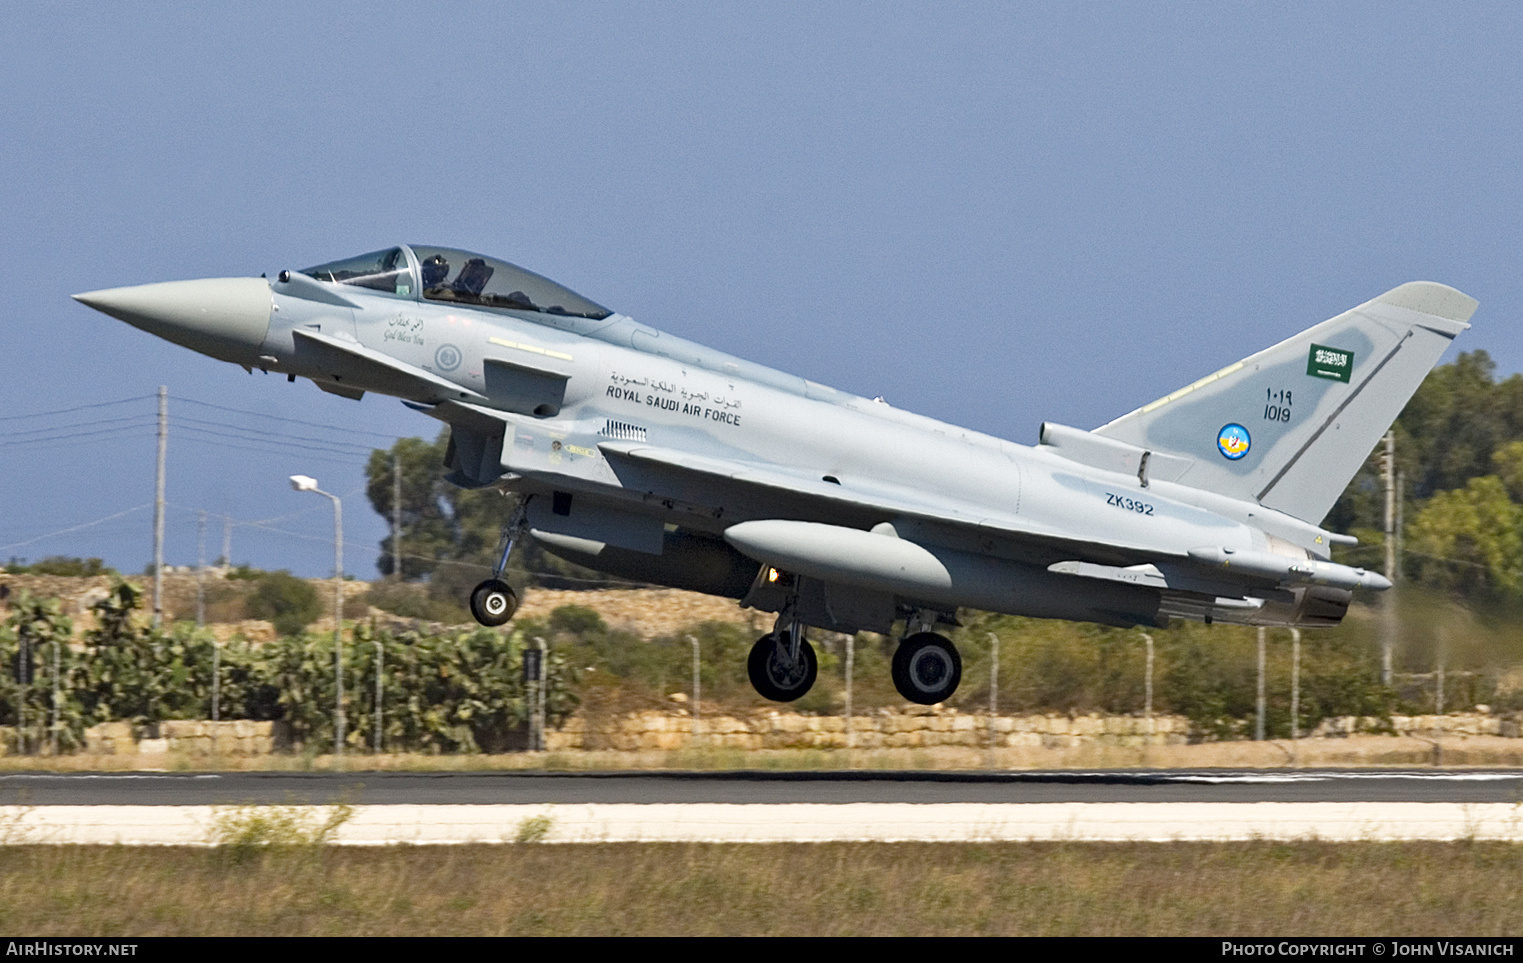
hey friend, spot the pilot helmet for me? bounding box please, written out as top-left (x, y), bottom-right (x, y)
top-left (420, 254), bottom-right (450, 288)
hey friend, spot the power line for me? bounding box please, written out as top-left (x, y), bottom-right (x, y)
top-left (0, 395), bottom-right (155, 423)
top-left (171, 395), bottom-right (405, 441)
top-left (173, 428), bottom-right (374, 462)
top-left (0, 504), bottom-right (153, 555)
top-left (0, 414), bottom-right (157, 441)
top-left (4, 428), bottom-right (158, 452)
top-left (173, 415), bottom-right (376, 454)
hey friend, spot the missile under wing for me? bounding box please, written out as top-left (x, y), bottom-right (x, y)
top-left (74, 246), bottom-right (1476, 704)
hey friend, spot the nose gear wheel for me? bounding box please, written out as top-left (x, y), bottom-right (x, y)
top-left (747, 634), bottom-right (818, 702)
top-left (470, 579), bottom-right (518, 627)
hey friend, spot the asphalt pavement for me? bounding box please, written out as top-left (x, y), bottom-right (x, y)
top-left (3, 768), bottom-right (1521, 806)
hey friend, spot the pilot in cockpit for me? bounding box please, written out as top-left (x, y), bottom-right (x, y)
top-left (420, 253), bottom-right (451, 290)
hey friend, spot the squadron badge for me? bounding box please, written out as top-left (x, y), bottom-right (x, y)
top-left (1217, 423), bottom-right (1251, 460)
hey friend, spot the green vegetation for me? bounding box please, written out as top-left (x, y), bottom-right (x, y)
top-left (207, 800), bottom-right (354, 861)
top-left (244, 570), bottom-right (322, 636)
top-left (0, 842), bottom-right (1519, 935)
top-left (2, 556), bottom-right (115, 577)
top-left (0, 584), bottom-right (575, 753)
top-left (0, 579), bottom-right (1495, 750)
top-left (1332, 350), bottom-right (1523, 600)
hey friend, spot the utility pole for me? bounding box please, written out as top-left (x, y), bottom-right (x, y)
top-left (1142, 631), bottom-right (1154, 737)
top-left (374, 627), bottom-right (384, 754)
top-left (221, 515), bottom-right (232, 568)
top-left (196, 511), bottom-right (206, 629)
top-left (1290, 628), bottom-right (1301, 765)
top-left (1436, 632), bottom-right (1446, 715)
top-left (50, 638), bottom-right (59, 756)
top-left (392, 451), bottom-right (402, 580)
top-left (846, 635), bottom-right (856, 749)
top-left (987, 632), bottom-right (999, 750)
top-left (334, 497), bottom-right (343, 757)
top-left (152, 386), bottom-right (167, 627)
top-left (1256, 626), bottom-right (1266, 741)
top-left (688, 635), bottom-right (701, 746)
top-left (1381, 431), bottom-right (1396, 687)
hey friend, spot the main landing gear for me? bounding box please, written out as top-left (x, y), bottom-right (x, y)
top-left (891, 632), bottom-right (962, 705)
top-left (748, 613), bottom-right (817, 702)
top-left (470, 503), bottom-right (526, 628)
top-left (890, 612), bottom-right (962, 705)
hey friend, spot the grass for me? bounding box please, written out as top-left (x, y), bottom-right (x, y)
top-left (5, 734), bottom-right (1523, 772)
top-left (0, 841), bottom-right (1520, 935)
top-left (207, 800), bottom-right (355, 860)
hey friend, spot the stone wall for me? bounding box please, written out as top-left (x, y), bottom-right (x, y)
top-left (11, 710), bottom-right (1522, 756)
top-left (1312, 713), bottom-right (1521, 739)
top-left (80, 720), bottom-right (278, 756)
top-left (550, 710), bottom-right (1192, 751)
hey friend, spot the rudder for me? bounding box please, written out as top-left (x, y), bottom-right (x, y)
top-left (1094, 282), bottom-right (1476, 523)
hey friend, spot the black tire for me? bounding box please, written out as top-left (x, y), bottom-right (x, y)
top-left (892, 632), bottom-right (962, 705)
top-left (469, 579), bottom-right (518, 627)
top-left (747, 634), bottom-right (818, 702)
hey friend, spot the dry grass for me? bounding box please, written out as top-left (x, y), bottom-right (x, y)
top-left (4, 734), bottom-right (1523, 773)
top-left (0, 841), bottom-right (1519, 936)
top-left (512, 586), bottom-right (764, 637)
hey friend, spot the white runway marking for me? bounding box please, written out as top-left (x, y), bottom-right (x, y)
top-left (4, 803), bottom-right (1523, 844)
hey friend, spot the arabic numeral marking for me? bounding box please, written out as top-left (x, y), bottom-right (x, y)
top-left (1264, 404), bottom-right (1291, 423)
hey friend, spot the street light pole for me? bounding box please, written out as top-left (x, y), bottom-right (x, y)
top-left (290, 475), bottom-right (345, 759)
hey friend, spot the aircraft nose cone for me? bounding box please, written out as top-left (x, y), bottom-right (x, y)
top-left (73, 277), bottom-right (272, 363)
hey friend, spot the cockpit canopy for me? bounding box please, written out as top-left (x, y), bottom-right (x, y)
top-left (300, 245), bottom-right (612, 320)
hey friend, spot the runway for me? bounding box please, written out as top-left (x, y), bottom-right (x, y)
top-left (0, 768), bottom-right (1521, 805)
top-left (3, 770), bottom-right (1521, 843)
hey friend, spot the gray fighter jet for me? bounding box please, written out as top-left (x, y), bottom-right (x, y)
top-left (74, 246), bottom-right (1476, 704)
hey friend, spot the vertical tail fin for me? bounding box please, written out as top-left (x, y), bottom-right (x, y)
top-left (1094, 282), bottom-right (1476, 523)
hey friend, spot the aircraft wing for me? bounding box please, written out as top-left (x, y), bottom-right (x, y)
top-left (595, 440), bottom-right (1183, 570)
top-left (292, 328), bottom-right (489, 405)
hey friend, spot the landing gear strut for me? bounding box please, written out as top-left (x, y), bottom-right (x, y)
top-left (892, 622), bottom-right (962, 705)
top-left (470, 501), bottom-right (526, 627)
top-left (747, 607), bottom-right (817, 702)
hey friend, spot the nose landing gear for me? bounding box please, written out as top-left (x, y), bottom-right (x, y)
top-left (470, 579), bottom-right (518, 627)
top-left (469, 502), bottom-right (526, 628)
top-left (747, 607), bottom-right (817, 702)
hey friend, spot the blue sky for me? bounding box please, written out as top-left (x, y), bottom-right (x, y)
top-left (2, 3), bottom-right (1519, 579)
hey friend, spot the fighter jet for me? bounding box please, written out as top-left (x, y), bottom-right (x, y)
top-left (74, 246), bottom-right (1476, 704)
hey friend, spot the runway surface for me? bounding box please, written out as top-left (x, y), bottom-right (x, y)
top-left (0, 769), bottom-right (1520, 805)
top-left (4, 770), bottom-right (1522, 843)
